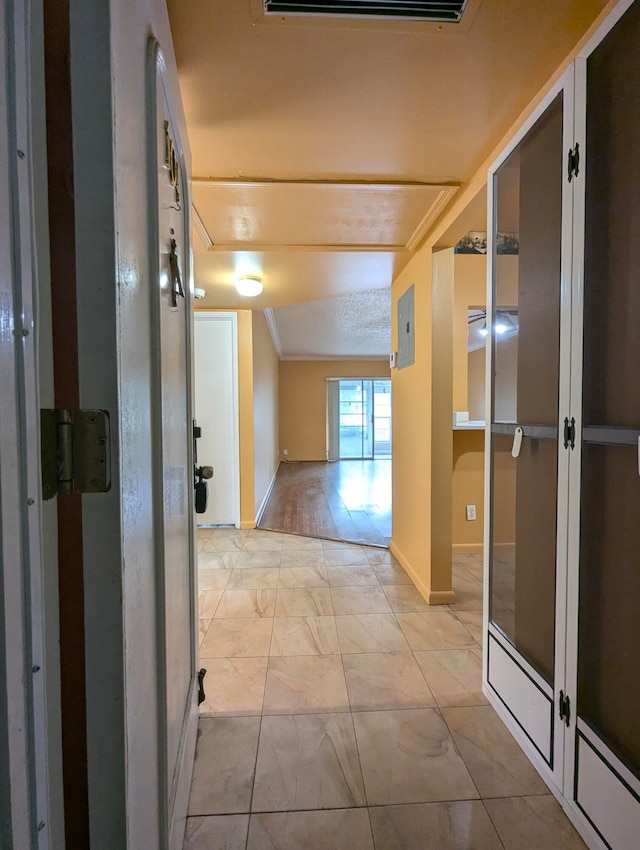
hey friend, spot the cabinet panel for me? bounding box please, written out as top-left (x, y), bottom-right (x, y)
top-left (578, 0), bottom-right (640, 792)
top-left (489, 91), bottom-right (564, 690)
top-left (582, 0), bottom-right (640, 430)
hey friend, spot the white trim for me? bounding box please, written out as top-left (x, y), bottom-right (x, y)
top-left (255, 462), bottom-right (280, 526)
top-left (282, 354), bottom-right (390, 362)
top-left (325, 375), bottom-right (391, 381)
top-left (563, 49), bottom-right (587, 803)
top-left (263, 308), bottom-right (282, 359)
top-left (191, 204), bottom-right (213, 251)
top-left (405, 186), bottom-right (459, 251)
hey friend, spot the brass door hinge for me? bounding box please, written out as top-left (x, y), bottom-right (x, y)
top-left (41, 409), bottom-right (111, 500)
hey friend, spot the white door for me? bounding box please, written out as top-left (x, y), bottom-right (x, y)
top-left (194, 312), bottom-right (240, 527)
top-left (149, 43), bottom-right (199, 849)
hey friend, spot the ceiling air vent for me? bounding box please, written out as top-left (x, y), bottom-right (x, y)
top-left (263, 1), bottom-right (469, 23)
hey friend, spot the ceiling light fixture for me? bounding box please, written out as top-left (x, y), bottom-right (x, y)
top-left (236, 274), bottom-right (263, 297)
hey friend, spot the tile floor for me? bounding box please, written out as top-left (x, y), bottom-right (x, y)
top-left (185, 529), bottom-right (586, 850)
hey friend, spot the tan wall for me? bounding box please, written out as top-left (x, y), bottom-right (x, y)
top-left (452, 431), bottom-right (485, 552)
top-left (390, 247), bottom-right (436, 596)
top-left (453, 254), bottom-right (487, 412)
top-left (252, 311), bottom-right (280, 519)
top-left (468, 348), bottom-right (486, 421)
top-left (237, 311), bottom-right (255, 527)
top-left (279, 360), bottom-right (390, 461)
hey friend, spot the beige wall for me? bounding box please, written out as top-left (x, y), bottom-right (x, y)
top-left (452, 431), bottom-right (485, 552)
top-left (252, 311), bottom-right (280, 519)
top-left (468, 348), bottom-right (486, 421)
top-left (279, 360), bottom-right (390, 461)
top-left (453, 254), bottom-right (487, 412)
top-left (390, 247), bottom-right (436, 597)
top-left (237, 311), bottom-right (255, 527)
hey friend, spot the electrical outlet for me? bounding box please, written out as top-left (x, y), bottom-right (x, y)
top-left (466, 504), bottom-right (477, 521)
top-left (282, 449), bottom-right (288, 456)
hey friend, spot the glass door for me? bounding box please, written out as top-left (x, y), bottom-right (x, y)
top-left (568, 3), bottom-right (640, 844)
top-left (486, 84), bottom-right (571, 783)
top-left (338, 379), bottom-right (391, 460)
top-left (373, 380), bottom-right (392, 458)
top-left (339, 380), bottom-right (371, 459)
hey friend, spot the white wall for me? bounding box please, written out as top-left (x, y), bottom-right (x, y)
top-left (252, 311), bottom-right (280, 519)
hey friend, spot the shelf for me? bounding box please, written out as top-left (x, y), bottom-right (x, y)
top-left (453, 420), bottom-right (485, 431)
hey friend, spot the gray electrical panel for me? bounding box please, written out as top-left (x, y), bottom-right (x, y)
top-left (397, 284), bottom-right (415, 369)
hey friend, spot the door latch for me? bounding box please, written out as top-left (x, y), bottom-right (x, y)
top-left (41, 409), bottom-right (111, 500)
top-left (563, 416), bottom-right (576, 450)
top-left (567, 143), bottom-right (580, 182)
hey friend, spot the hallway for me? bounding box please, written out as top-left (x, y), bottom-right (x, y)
top-left (258, 460), bottom-right (391, 547)
top-left (185, 528), bottom-right (586, 849)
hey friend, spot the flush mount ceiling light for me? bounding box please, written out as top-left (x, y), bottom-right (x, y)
top-left (236, 274), bottom-right (263, 297)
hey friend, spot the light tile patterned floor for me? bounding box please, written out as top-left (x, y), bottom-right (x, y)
top-left (185, 529), bottom-right (586, 850)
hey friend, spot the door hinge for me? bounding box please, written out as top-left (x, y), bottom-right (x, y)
top-left (563, 416), bottom-right (576, 450)
top-left (41, 409), bottom-right (111, 500)
top-left (559, 690), bottom-right (571, 727)
top-left (567, 143), bottom-right (580, 182)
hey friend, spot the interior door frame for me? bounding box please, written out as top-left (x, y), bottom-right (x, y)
top-left (0, 0), bottom-right (54, 846)
top-left (482, 66), bottom-right (575, 795)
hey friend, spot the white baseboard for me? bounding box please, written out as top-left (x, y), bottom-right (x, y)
top-left (255, 462), bottom-right (280, 526)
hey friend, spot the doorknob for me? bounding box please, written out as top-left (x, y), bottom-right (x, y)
top-left (511, 426), bottom-right (524, 458)
top-left (193, 419), bottom-right (212, 514)
top-left (194, 465), bottom-right (213, 514)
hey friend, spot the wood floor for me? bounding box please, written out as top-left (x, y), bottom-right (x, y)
top-left (258, 460), bottom-right (391, 547)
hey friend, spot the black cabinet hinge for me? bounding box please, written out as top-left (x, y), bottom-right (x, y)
top-left (559, 690), bottom-right (571, 727)
top-left (563, 416), bottom-right (576, 450)
top-left (567, 143), bottom-right (580, 182)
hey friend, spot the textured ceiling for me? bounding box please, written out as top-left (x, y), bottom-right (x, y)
top-left (168, 0), bottom-right (608, 354)
top-left (269, 289), bottom-right (391, 359)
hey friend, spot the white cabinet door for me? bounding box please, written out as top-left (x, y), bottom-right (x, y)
top-left (563, 2), bottom-right (640, 845)
top-left (484, 71), bottom-right (575, 794)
